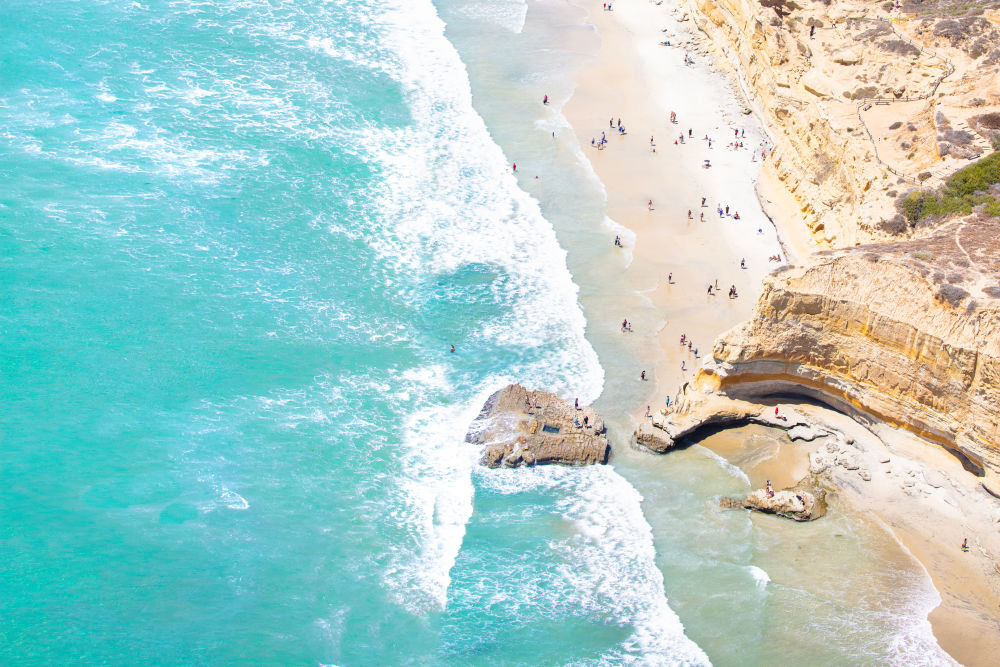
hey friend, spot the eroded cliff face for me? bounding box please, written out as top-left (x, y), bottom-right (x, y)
top-left (691, 223), bottom-right (1000, 488)
top-left (680, 0), bottom-right (1000, 247)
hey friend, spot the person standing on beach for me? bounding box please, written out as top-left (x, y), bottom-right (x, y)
top-left (701, 196), bottom-right (706, 207)
top-left (648, 199), bottom-right (653, 211)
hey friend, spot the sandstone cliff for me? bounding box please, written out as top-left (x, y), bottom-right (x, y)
top-left (672, 222), bottom-right (1000, 492)
top-left (466, 384), bottom-right (610, 468)
top-left (680, 0), bottom-right (1000, 247)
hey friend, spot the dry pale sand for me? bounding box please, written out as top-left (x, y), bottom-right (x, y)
top-left (559, 1), bottom-right (1000, 664)
top-left (562, 1), bottom-right (784, 422)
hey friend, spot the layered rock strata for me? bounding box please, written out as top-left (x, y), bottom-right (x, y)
top-left (640, 229), bottom-right (1000, 494)
top-left (466, 384), bottom-right (610, 468)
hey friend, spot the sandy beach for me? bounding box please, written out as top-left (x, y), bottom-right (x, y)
top-left (699, 403), bottom-right (1000, 666)
top-left (557, 1), bottom-right (1000, 664)
top-left (561, 1), bottom-right (783, 424)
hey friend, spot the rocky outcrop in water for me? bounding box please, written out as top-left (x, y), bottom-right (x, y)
top-left (466, 384), bottom-right (610, 468)
top-left (722, 482), bottom-right (828, 521)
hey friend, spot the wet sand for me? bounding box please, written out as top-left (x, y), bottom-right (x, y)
top-left (559, 1), bottom-right (1000, 664)
top-left (697, 405), bottom-right (1000, 666)
top-left (561, 0), bottom-right (782, 425)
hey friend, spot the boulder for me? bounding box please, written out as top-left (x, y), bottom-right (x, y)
top-left (467, 384), bottom-right (610, 468)
top-left (635, 420), bottom-right (677, 453)
top-left (723, 482), bottom-right (828, 521)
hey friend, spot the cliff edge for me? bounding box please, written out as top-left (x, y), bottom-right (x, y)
top-left (647, 221), bottom-right (1000, 493)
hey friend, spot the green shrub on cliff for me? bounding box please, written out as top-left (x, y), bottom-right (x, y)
top-left (898, 150), bottom-right (1000, 224)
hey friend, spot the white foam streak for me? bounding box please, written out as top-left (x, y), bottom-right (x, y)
top-left (478, 465), bottom-right (711, 666)
top-left (382, 386), bottom-right (492, 613)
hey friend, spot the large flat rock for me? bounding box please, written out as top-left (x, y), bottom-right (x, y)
top-left (466, 384), bottom-right (610, 468)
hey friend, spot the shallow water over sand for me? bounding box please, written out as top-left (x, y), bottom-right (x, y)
top-left (438, 0), bottom-right (952, 663)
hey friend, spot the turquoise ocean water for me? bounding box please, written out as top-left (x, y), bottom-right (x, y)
top-left (0, 0), bottom-right (956, 664)
top-left (2, 0), bottom-right (705, 663)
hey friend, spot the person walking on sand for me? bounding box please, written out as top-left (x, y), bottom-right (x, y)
top-left (688, 209), bottom-right (692, 219)
top-left (962, 538), bottom-right (969, 552)
top-left (667, 272), bottom-right (673, 283)
top-left (640, 370), bottom-right (646, 381)
top-left (575, 397), bottom-right (579, 410)
top-left (512, 162), bottom-right (517, 173)
top-left (543, 94), bottom-right (549, 104)
top-left (701, 196), bottom-right (706, 207)
top-left (648, 199), bottom-right (653, 211)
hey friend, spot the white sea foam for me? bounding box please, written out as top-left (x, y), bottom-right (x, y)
top-left (362, 0), bottom-right (602, 398)
top-left (747, 565), bottom-right (770, 590)
top-left (381, 385), bottom-right (489, 613)
top-left (699, 446), bottom-right (751, 485)
top-left (477, 465), bottom-right (711, 665)
top-left (331, 0), bottom-right (604, 615)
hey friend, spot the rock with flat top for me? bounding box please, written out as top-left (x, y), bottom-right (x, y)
top-left (467, 384), bottom-right (609, 468)
top-left (723, 482), bottom-right (827, 521)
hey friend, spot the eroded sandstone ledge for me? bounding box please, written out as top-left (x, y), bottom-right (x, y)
top-left (637, 232), bottom-right (1000, 494)
top-left (466, 384), bottom-right (610, 468)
